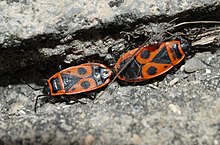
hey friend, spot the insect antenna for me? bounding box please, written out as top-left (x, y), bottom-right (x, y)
top-left (34, 95), bottom-right (46, 113)
top-left (20, 78), bottom-right (44, 91)
top-left (164, 21), bottom-right (220, 32)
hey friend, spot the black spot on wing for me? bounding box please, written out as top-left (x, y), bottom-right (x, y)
top-left (81, 81), bottom-right (90, 89)
top-left (147, 66), bottom-right (157, 75)
top-left (140, 50), bottom-right (150, 59)
top-left (78, 67), bottom-right (87, 75)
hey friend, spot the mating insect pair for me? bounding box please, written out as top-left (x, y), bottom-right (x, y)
top-left (30, 37), bottom-right (190, 112)
top-left (26, 21), bottom-right (220, 112)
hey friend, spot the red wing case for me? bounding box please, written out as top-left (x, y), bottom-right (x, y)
top-left (47, 63), bottom-right (112, 96)
top-left (114, 41), bottom-right (186, 82)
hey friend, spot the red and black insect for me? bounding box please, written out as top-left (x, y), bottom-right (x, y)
top-left (114, 38), bottom-right (191, 82)
top-left (95, 21), bottom-right (220, 100)
top-left (30, 63), bottom-right (112, 112)
top-left (112, 21), bottom-right (220, 83)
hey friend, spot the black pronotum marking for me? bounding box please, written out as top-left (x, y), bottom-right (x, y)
top-left (147, 66), bottom-right (157, 75)
top-left (50, 77), bottom-right (62, 93)
top-left (171, 43), bottom-right (182, 59)
top-left (140, 50), bottom-right (150, 59)
top-left (92, 66), bottom-right (103, 86)
top-left (152, 46), bottom-right (171, 64)
top-left (78, 67), bottom-right (87, 75)
top-left (81, 81), bottom-right (90, 89)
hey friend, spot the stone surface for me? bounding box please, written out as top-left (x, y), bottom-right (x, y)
top-left (184, 57), bottom-right (206, 73)
top-left (0, 0), bottom-right (220, 145)
top-left (0, 0), bottom-right (218, 45)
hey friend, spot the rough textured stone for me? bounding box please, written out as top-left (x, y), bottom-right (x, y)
top-left (0, 0), bottom-right (219, 47)
top-left (184, 57), bottom-right (206, 73)
top-left (0, 0), bottom-right (220, 145)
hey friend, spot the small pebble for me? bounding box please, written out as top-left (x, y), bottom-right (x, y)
top-left (169, 104), bottom-right (181, 115)
top-left (169, 77), bottom-right (179, 86)
top-left (206, 69), bottom-right (211, 74)
top-left (84, 134), bottom-right (95, 145)
top-left (214, 139), bottom-right (219, 145)
top-left (131, 134), bottom-right (142, 144)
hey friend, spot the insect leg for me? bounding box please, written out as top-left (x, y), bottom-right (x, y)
top-left (67, 96), bottom-right (87, 104)
top-left (34, 95), bottom-right (46, 113)
top-left (84, 91), bottom-right (97, 100)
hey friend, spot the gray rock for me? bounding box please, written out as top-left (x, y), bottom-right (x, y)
top-left (184, 57), bottom-right (206, 73)
top-left (0, 0), bottom-right (218, 47)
